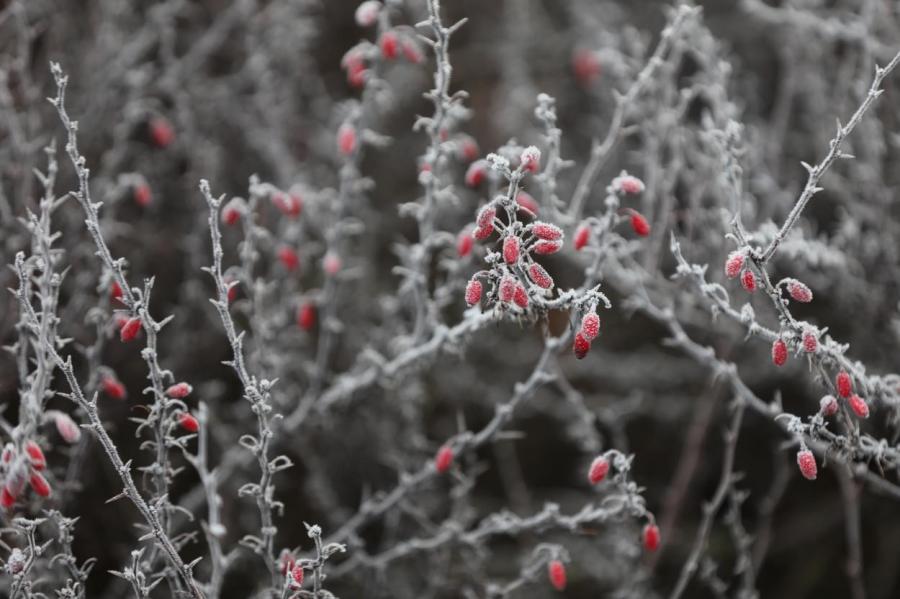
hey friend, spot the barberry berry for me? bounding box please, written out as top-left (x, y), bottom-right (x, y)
top-left (573, 332), bottom-right (590, 359)
top-left (435, 445), bottom-right (453, 473)
top-left (797, 449), bottom-right (817, 480)
top-left (548, 560), bottom-right (566, 591)
top-left (588, 456), bottom-right (609, 484)
top-left (725, 251), bottom-right (744, 279)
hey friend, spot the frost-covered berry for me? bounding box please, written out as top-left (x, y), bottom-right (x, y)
top-left (572, 48), bottom-right (601, 86)
top-left (473, 224), bottom-right (493, 240)
top-left (527, 263), bottom-right (553, 289)
top-left (548, 560), bottom-right (566, 591)
top-left (741, 269), bottom-right (756, 292)
top-left (849, 393), bottom-right (869, 419)
top-left (797, 449), bottom-right (817, 480)
top-left (273, 192), bottom-right (302, 218)
top-left (836, 370), bottom-right (852, 398)
top-left (643, 524), bottom-right (661, 551)
top-left (725, 251), bottom-right (744, 279)
top-left (55, 413), bottom-right (81, 444)
top-left (120, 316), bottom-right (142, 342)
top-left (354, 1), bottom-right (381, 27)
top-left (297, 302), bottom-right (316, 331)
top-left (515, 191), bottom-right (539, 215)
top-left (338, 123), bottom-right (357, 156)
top-left (573, 332), bottom-right (590, 359)
top-left (29, 472), bottom-right (51, 498)
top-left (435, 445), bottom-right (453, 473)
top-left (787, 280), bottom-right (813, 303)
top-left (290, 564), bottom-right (304, 589)
top-left (499, 276), bottom-right (516, 303)
top-left (5, 548), bottom-right (25, 572)
top-left (534, 240), bottom-right (562, 255)
top-left (476, 205), bottom-right (496, 231)
top-left (25, 441), bottom-right (46, 471)
top-left (323, 253), bottom-right (342, 276)
top-left (180, 412), bottom-right (200, 433)
top-left (166, 382), bottom-right (193, 399)
top-left (134, 183), bottom-right (152, 207)
top-left (149, 117), bottom-right (175, 148)
top-left (279, 549), bottom-right (296, 574)
top-left (532, 221), bottom-right (563, 241)
top-left (513, 283), bottom-right (529, 308)
top-left (503, 235), bottom-right (520, 265)
top-left (802, 330), bottom-right (818, 353)
top-left (466, 160), bottom-right (488, 187)
top-left (278, 246), bottom-right (300, 271)
top-left (581, 312), bottom-right (600, 341)
top-left (379, 31), bottom-right (398, 59)
top-left (613, 173), bottom-right (645, 195)
top-left (458, 137), bottom-right (479, 163)
top-left (574, 223), bottom-right (590, 250)
top-left (465, 278), bottom-right (483, 306)
top-left (819, 395), bottom-right (838, 417)
top-left (221, 197), bottom-right (246, 226)
top-left (457, 231), bottom-right (474, 257)
top-left (588, 456), bottom-right (609, 484)
top-left (629, 210), bottom-right (650, 237)
top-left (102, 375), bottom-right (127, 400)
top-left (520, 146), bottom-right (541, 173)
top-left (772, 339), bottom-right (788, 366)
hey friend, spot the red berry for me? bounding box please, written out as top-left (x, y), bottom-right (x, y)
top-left (573, 332), bottom-right (590, 359)
top-left (278, 246), bottom-right (300, 271)
top-left (836, 370), bottom-right (852, 398)
top-left (102, 376), bottom-right (127, 400)
top-left (819, 395), bottom-right (838, 417)
top-left (1, 486), bottom-right (14, 509)
top-left (643, 523), bottom-right (661, 552)
top-left (573, 223), bottom-right (590, 250)
top-left (338, 123), bottom-right (357, 156)
top-left (581, 312), bottom-right (600, 341)
top-left (465, 279), bottom-right (483, 306)
top-left (166, 382), bottom-right (192, 399)
top-left (476, 205), bottom-right (495, 231)
top-left (588, 456), bottom-right (609, 484)
top-left (572, 48), bottom-right (601, 86)
top-left (55, 413), bottom-right (81, 444)
top-left (344, 54), bottom-right (367, 88)
top-left (29, 472), bottom-right (51, 498)
top-left (290, 564), bottom-right (304, 588)
top-left (379, 31), bottom-right (398, 59)
top-left (520, 146), bottom-right (541, 173)
top-left (741, 269), bottom-right (756, 292)
top-left (724, 251), bottom-right (744, 279)
top-left (120, 317), bottom-right (142, 342)
top-left (134, 183), bottom-right (152, 207)
top-left (473, 225), bottom-right (492, 241)
top-left (527, 263), bottom-right (554, 289)
top-left (548, 560), bottom-right (566, 591)
top-left (401, 39), bottom-right (423, 63)
top-left (465, 160), bottom-right (488, 187)
top-left (534, 240), bottom-right (562, 255)
top-left (797, 449), bottom-right (817, 480)
top-left (323, 253), bottom-right (342, 276)
top-left (180, 412), bottom-right (200, 433)
top-left (110, 281), bottom-right (123, 302)
top-left (273, 192), bottom-right (302, 218)
top-left (221, 197), bottom-right (245, 226)
top-left (614, 174), bottom-right (645, 195)
top-left (771, 339), bottom-right (787, 366)
top-left (499, 276), bottom-right (516, 303)
top-left (503, 235), bottom-right (520, 265)
top-left (532, 221), bottom-right (562, 241)
top-left (25, 441), bottom-right (45, 471)
top-left (849, 394), bottom-right (869, 419)
top-left (354, 1), bottom-right (381, 27)
top-left (802, 331), bottom-right (818, 353)
top-left (435, 445), bottom-right (453, 473)
top-left (149, 117), bottom-right (175, 148)
top-left (297, 302), bottom-right (316, 330)
top-left (629, 210), bottom-right (650, 236)
top-left (787, 280), bottom-right (813, 303)
top-left (515, 191), bottom-right (539, 215)
top-left (513, 283), bottom-right (529, 308)
top-left (457, 231), bottom-right (474, 257)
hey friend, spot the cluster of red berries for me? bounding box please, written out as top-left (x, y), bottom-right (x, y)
top-left (573, 311), bottom-right (601, 360)
top-left (2, 441), bottom-right (53, 508)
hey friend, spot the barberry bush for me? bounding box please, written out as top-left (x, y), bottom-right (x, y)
top-left (1, 1), bottom-right (900, 597)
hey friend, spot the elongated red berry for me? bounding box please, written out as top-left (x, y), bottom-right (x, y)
top-left (110, 281), bottom-right (123, 302)
top-left (29, 472), bottom-right (51, 498)
top-left (573, 332), bottom-right (590, 359)
top-left (465, 278), bottom-right (483, 306)
top-left (520, 146), bottom-right (541, 173)
top-left (297, 302), bottom-right (316, 330)
top-left (797, 449), bottom-right (817, 480)
top-left (741, 269), bottom-right (756, 292)
top-left (515, 191), bottom-right (539, 215)
top-left (574, 224), bottom-right (590, 250)
top-left (513, 283), bottom-right (529, 308)
top-left (149, 117), bottom-right (174, 148)
top-left (1, 486), bottom-right (14, 508)
top-left (836, 370), bottom-right (852, 398)
top-left (166, 382), bottom-right (192, 399)
top-left (819, 395), bottom-right (838, 417)
top-left (572, 48), bottom-right (601, 86)
top-left (725, 251), bottom-right (744, 279)
top-left (343, 52), bottom-right (367, 88)
top-left (588, 456), bottom-right (609, 484)
top-left (25, 441), bottom-right (45, 471)
top-left (613, 174), bottom-right (645, 195)
top-left (457, 231), bottom-right (474, 257)
top-left (290, 564), bottom-right (304, 588)
top-left (528, 263), bottom-right (553, 289)
top-left (476, 205), bottom-right (496, 231)
top-left (337, 123), bottom-right (357, 156)
top-left (802, 330), bottom-right (818, 353)
top-left (548, 560), bottom-right (566, 591)
top-left (55, 413), bottom-right (81, 443)
top-left (222, 197), bottom-right (245, 226)
top-left (180, 412), bottom-right (199, 433)
top-left (534, 240), bottom-right (562, 255)
top-left (532, 222), bottom-right (562, 241)
top-left (849, 394), bottom-right (869, 419)
top-left (435, 445), bottom-right (453, 473)
top-left (643, 524), bottom-right (660, 551)
top-left (629, 210), bottom-right (650, 236)
top-left (134, 183), bottom-right (152, 207)
top-left (278, 246), bottom-right (299, 271)
top-left (499, 276), bottom-right (516, 303)
top-left (581, 312), bottom-right (600, 341)
top-left (787, 280), bottom-right (813, 303)
top-left (379, 31), bottom-right (398, 59)
top-left (473, 225), bottom-right (492, 240)
top-left (120, 317), bottom-right (142, 342)
top-left (465, 160), bottom-right (488, 187)
top-left (503, 236), bottom-right (520, 265)
top-left (273, 192), bottom-right (302, 218)
top-left (102, 376), bottom-right (127, 400)
top-left (772, 339), bottom-right (787, 366)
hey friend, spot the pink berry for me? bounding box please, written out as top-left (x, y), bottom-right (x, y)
top-left (499, 276), bottom-right (516, 303)
top-left (457, 231), bottom-right (474, 257)
top-left (574, 224), bottom-right (590, 251)
top-left (149, 117), bottom-right (174, 148)
top-left (797, 449), bottom-right (817, 480)
top-left (643, 523), bottom-right (661, 552)
top-left (221, 197), bottom-right (245, 226)
top-left (55, 413), bottom-right (81, 444)
top-left (836, 370), bottom-right (852, 398)
top-left (180, 412), bottom-right (200, 433)
top-left (338, 123), bottom-right (357, 156)
top-left (532, 222), bottom-right (562, 241)
top-left (102, 376), bottom-right (127, 400)
top-left (343, 54), bottom-right (367, 88)
top-left (465, 160), bottom-right (488, 187)
top-left (534, 240), bottom-right (562, 255)
top-left (588, 456), bottom-right (609, 484)
top-left (323, 253), bottom-right (342, 276)
top-left (166, 382), bottom-right (193, 399)
top-left (379, 31), bottom-right (398, 59)
top-left (772, 339), bottom-right (788, 366)
top-left (457, 137), bottom-right (479, 162)
top-left (435, 445), bottom-right (453, 473)
top-left (527, 263), bottom-right (554, 289)
top-left (548, 560), bottom-right (566, 591)
top-left (473, 225), bottom-right (492, 241)
top-left (629, 210), bottom-right (650, 237)
top-left (503, 235), bottom-right (520, 265)
top-left (278, 246), bottom-right (300, 271)
top-left (297, 302), bottom-right (316, 331)
top-left (849, 393), bottom-right (869, 419)
top-left (515, 191), bottom-right (539, 215)
top-left (802, 330), bottom-right (818, 353)
top-left (29, 472), bottom-right (51, 498)
top-left (572, 48), bottom-right (601, 86)
top-left (354, 1), bottom-right (381, 27)
top-left (581, 312), bottom-right (600, 341)
top-left (290, 564), bottom-right (304, 588)
top-left (573, 332), bottom-right (590, 359)
top-left (465, 278), bottom-right (483, 306)
top-left (401, 39), bottom-right (423, 63)
top-left (120, 317), bottom-right (142, 342)
top-left (787, 280), bottom-right (813, 303)
top-left (134, 183), bottom-right (152, 207)
top-left (741, 269), bottom-right (756, 292)
top-left (25, 441), bottom-right (46, 471)
top-left (724, 251), bottom-right (744, 279)
top-left (614, 174), bottom-right (645, 195)
top-left (820, 395), bottom-right (838, 417)
top-left (520, 146), bottom-right (541, 173)
top-left (513, 283), bottom-right (529, 308)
